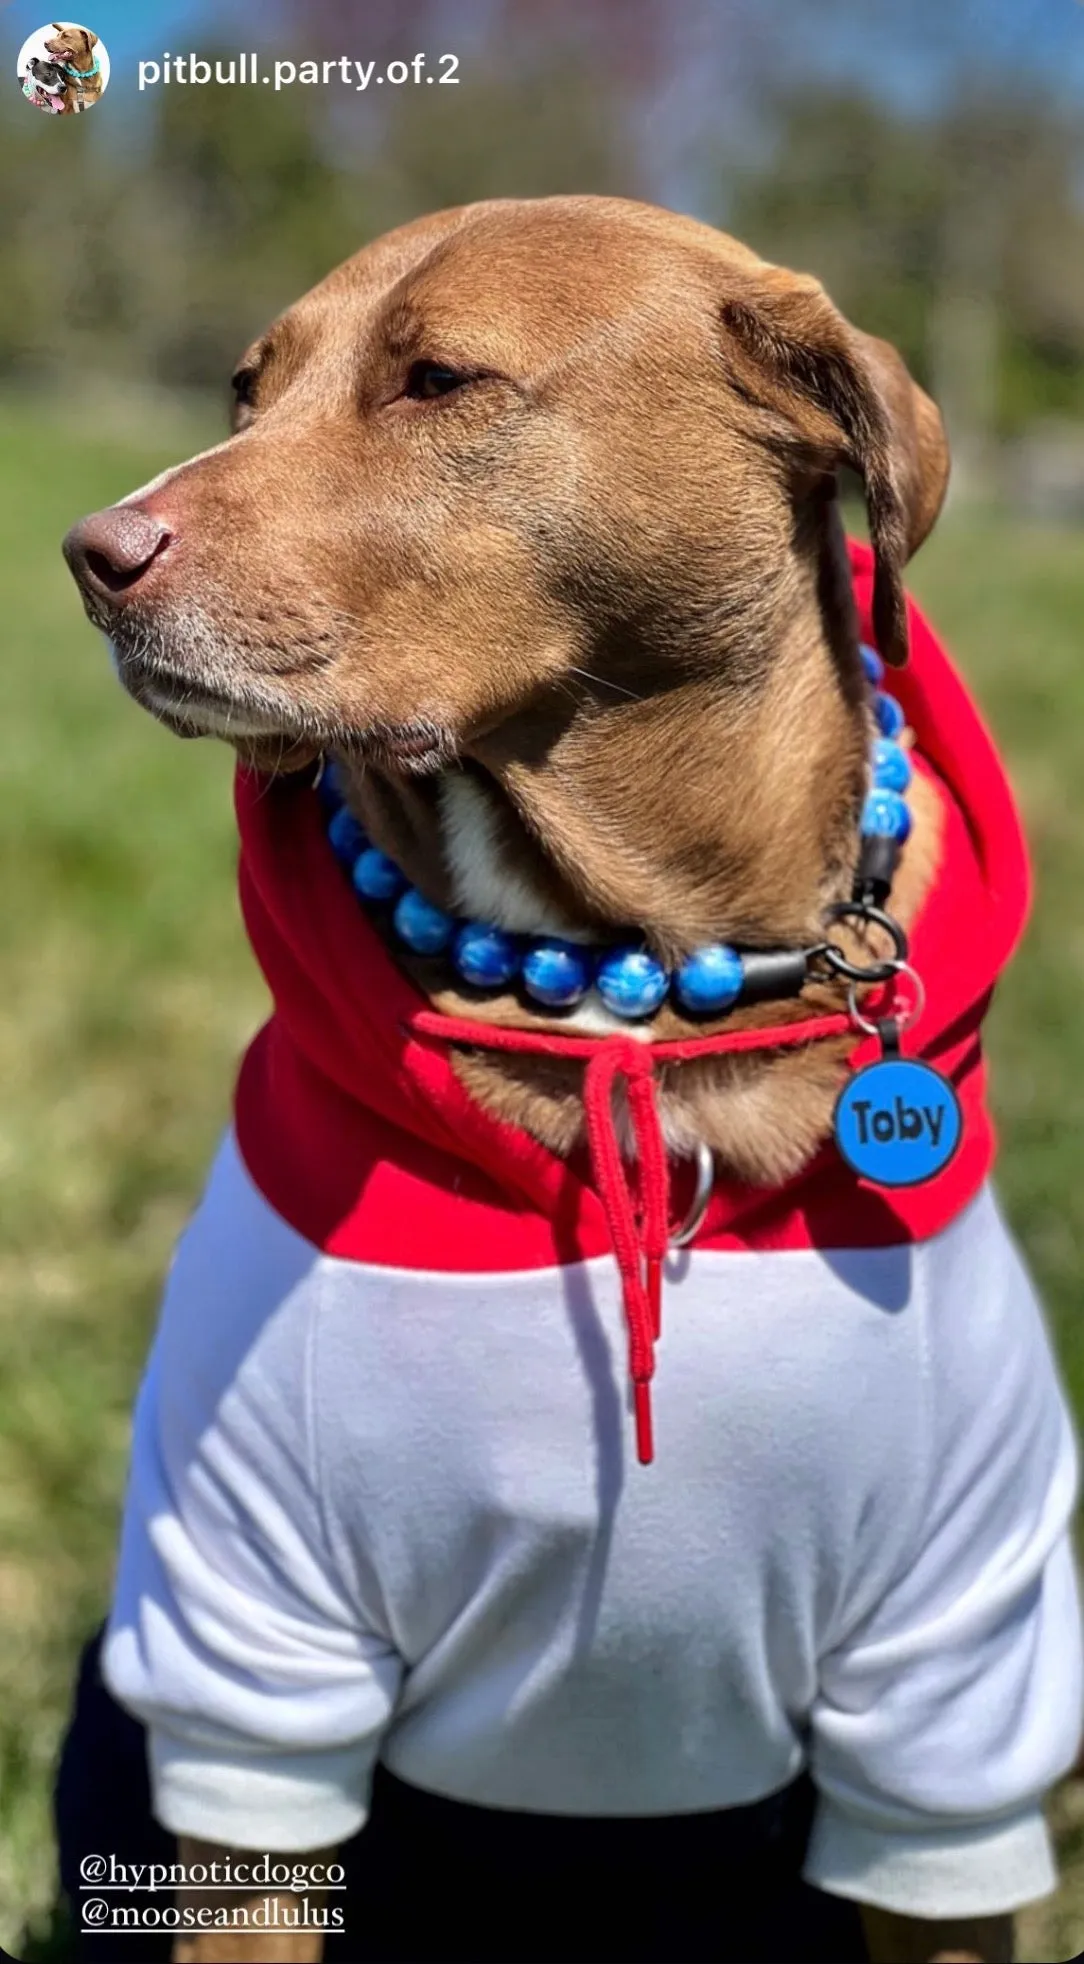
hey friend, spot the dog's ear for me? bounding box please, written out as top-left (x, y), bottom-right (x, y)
top-left (86, 30), bottom-right (98, 47)
top-left (718, 268), bottom-right (949, 666)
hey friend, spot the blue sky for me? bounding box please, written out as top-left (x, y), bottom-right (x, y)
top-left (7, 0), bottom-right (209, 66)
top-left (809, 0), bottom-right (1084, 108)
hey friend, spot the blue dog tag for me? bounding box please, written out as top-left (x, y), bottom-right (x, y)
top-left (834, 1034), bottom-right (962, 1188)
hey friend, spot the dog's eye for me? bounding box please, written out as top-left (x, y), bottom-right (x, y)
top-left (403, 361), bottom-right (469, 401)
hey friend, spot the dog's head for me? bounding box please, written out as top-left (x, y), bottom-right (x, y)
top-left (63, 197), bottom-right (948, 786)
top-left (44, 22), bottom-right (96, 65)
top-left (27, 55), bottom-right (66, 91)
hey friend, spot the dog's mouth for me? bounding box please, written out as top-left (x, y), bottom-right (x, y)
top-left (114, 657), bottom-right (323, 773)
top-left (118, 652), bottom-right (300, 738)
top-left (112, 638), bottom-right (459, 779)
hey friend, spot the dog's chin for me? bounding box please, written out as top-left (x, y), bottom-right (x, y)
top-left (109, 650), bottom-right (316, 772)
top-left (105, 626), bottom-right (460, 781)
top-left (139, 704), bottom-right (321, 776)
top-left (151, 697), bottom-right (324, 776)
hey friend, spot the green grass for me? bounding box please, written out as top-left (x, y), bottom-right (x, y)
top-left (1, 396), bottom-right (1082, 1958)
top-left (0, 397), bottom-right (266, 1952)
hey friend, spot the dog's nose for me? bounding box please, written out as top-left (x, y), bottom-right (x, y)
top-left (63, 506), bottom-right (173, 603)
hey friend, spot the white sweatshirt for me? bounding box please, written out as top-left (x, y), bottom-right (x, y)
top-left (103, 1129), bottom-right (1082, 1918)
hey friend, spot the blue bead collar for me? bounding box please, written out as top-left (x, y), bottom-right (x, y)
top-left (319, 644), bottom-right (914, 1022)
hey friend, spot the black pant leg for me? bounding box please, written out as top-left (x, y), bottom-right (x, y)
top-left (55, 1627), bottom-right (867, 1964)
top-left (54, 1627), bottom-right (175, 1963)
top-left (325, 1766), bottom-right (868, 1964)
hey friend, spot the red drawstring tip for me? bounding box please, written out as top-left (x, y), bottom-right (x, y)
top-left (633, 1381), bottom-right (655, 1465)
top-left (646, 1256), bottom-right (662, 1341)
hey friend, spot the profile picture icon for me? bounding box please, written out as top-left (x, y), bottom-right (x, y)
top-left (17, 21), bottom-right (109, 115)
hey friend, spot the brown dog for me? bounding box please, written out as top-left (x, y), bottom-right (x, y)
top-left (44, 22), bottom-right (101, 112)
top-left (63, 201), bottom-right (1050, 1964)
top-left (63, 197), bottom-right (946, 1188)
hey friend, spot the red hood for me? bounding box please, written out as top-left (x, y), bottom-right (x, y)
top-left (232, 540), bottom-right (1030, 1459)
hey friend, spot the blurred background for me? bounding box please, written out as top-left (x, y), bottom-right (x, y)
top-left (2, 0), bottom-right (1083, 1955)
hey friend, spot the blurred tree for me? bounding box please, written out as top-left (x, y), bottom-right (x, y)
top-left (268, 0), bottom-right (645, 214)
top-left (2, 0), bottom-right (1082, 476)
top-left (726, 91), bottom-right (942, 381)
top-left (0, 83), bottom-right (363, 392)
top-left (138, 70), bottom-right (370, 387)
top-left (266, 0), bottom-right (763, 210)
top-left (0, 116), bottom-right (134, 380)
top-left (365, 63), bottom-right (625, 221)
top-left (728, 82), bottom-right (1084, 462)
top-left (731, 0), bottom-right (1084, 478)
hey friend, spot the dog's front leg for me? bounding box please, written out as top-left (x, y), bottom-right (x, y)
top-left (171, 1836), bottom-right (335, 1964)
top-left (859, 1907), bottom-right (1013, 1963)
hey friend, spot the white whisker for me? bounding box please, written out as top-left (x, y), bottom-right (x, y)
top-left (567, 666), bottom-right (643, 703)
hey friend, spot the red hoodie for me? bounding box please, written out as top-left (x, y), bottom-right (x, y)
top-left (102, 540), bottom-right (1081, 1898)
top-left (233, 539), bottom-right (1030, 1461)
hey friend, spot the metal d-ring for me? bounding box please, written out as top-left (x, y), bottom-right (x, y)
top-left (670, 1140), bottom-right (715, 1249)
top-left (816, 901), bottom-right (909, 985)
top-left (847, 960), bottom-right (927, 1038)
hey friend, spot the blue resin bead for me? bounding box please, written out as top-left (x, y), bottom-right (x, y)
top-left (674, 944), bottom-right (744, 1014)
top-left (596, 947), bottom-right (670, 1019)
top-left (393, 887), bottom-right (455, 955)
top-left (873, 691), bottom-right (906, 738)
top-left (860, 644), bottom-right (884, 686)
top-left (522, 939), bottom-right (594, 1008)
top-left (860, 788), bottom-right (912, 843)
top-left (453, 922), bottom-right (521, 988)
top-left (352, 847), bottom-right (406, 903)
top-left (871, 738), bottom-right (912, 794)
top-left (327, 805), bottom-right (368, 866)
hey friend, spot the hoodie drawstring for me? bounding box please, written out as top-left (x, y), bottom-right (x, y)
top-left (410, 1004), bottom-right (857, 1465)
top-left (583, 1041), bottom-right (670, 1465)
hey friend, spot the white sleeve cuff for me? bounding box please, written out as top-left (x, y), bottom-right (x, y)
top-left (150, 1729), bottom-right (371, 1851)
top-left (804, 1796), bottom-right (1057, 1917)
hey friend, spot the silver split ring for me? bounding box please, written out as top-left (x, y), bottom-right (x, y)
top-left (847, 960), bottom-right (926, 1039)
